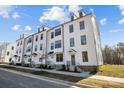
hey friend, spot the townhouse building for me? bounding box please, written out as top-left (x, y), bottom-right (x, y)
top-left (4, 43), bottom-right (16, 63)
top-left (14, 9), bottom-right (103, 72)
top-left (0, 42), bottom-right (9, 63)
top-left (14, 34), bottom-right (28, 65)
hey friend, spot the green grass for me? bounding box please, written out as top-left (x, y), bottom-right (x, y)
top-left (77, 78), bottom-right (124, 88)
top-left (97, 65), bottom-right (124, 78)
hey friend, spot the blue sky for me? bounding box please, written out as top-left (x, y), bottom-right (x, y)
top-left (0, 5), bottom-right (124, 47)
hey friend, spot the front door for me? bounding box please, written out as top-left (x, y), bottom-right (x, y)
top-left (71, 55), bottom-right (75, 65)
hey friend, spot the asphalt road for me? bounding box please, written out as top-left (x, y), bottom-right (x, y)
top-left (0, 69), bottom-right (73, 88)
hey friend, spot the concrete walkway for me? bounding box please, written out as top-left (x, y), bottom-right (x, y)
top-left (89, 75), bottom-right (124, 83)
top-left (0, 64), bottom-right (91, 77)
top-left (1, 64), bottom-right (124, 84)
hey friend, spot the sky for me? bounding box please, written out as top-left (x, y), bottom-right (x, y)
top-left (0, 5), bottom-right (124, 47)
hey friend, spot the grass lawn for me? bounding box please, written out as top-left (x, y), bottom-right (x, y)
top-left (77, 78), bottom-right (124, 88)
top-left (96, 65), bottom-right (124, 78)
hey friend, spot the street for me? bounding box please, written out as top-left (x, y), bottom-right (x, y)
top-left (0, 68), bottom-right (76, 88)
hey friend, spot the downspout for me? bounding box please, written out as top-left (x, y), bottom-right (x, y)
top-left (62, 24), bottom-right (65, 66)
top-left (45, 30), bottom-right (48, 66)
top-left (31, 35), bottom-right (34, 67)
top-left (21, 37), bottom-right (26, 66)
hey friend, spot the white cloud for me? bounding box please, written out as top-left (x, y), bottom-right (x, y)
top-left (90, 8), bottom-right (94, 13)
top-left (109, 29), bottom-right (124, 33)
top-left (39, 5), bottom-right (82, 23)
top-left (100, 18), bottom-right (107, 26)
top-left (0, 5), bottom-right (13, 18)
top-left (12, 12), bottom-right (20, 19)
top-left (39, 6), bottom-right (66, 23)
top-left (118, 5), bottom-right (124, 16)
top-left (12, 25), bottom-right (21, 31)
top-left (118, 18), bottom-right (124, 24)
top-left (24, 25), bottom-right (31, 31)
top-left (68, 5), bottom-right (81, 16)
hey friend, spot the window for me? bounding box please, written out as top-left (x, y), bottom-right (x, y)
top-left (19, 50), bottom-right (21, 53)
top-left (28, 58), bottom-right (31, 62)
top-left (51, 43), bottom-right (54, 50)
top-left (69, 24), bottom-right (74, 33)
top-left (56, 53), bottom-right (63, 62)
top-left (80, 21), bottom-right (85, 30)
top-left (7, 52), bottom-right (9, 56)
top-left (40, 34), bottom-right (43, 40)
top-left (40, 44), bottom-right (43, 50)
top-left (39, 58), bottom-right (43, 62)
top-left (70, 38), bottom-right (75, 47)
top-left (35, 45), bottom-right (37, 51)
top-left (26, 46), bottom-right (31, 52)
top-left (35, 36), bottom-right (38, 42)
top-left (17, 42), bottom-right (19, 46)
top-left (55, 40), bottom-right (61, 48)
top-left (51, 32), bottom-right (54, 39)
top-left (18, 56), bottom-right (20, 62)
top-left (20, 41), bottom-right (22, 45)
top-left (81, 35), bottom-right (86, 45)
top-left (82, 51), bottom-right (88, 62)
top-left (27, 38), bottom-right (32, 44)
top-left (9, 58), bottom-right (12, 62)
top-left (12, 46), bottom-right (14, 50)
top-left (55, 28), bottom-right (61, 36)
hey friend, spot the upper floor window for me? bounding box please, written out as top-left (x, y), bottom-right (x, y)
top-left (55, 28), bottom-right (61, 36)
top-left (7, 52), bottom-right (9, 56)
top-left (35, 45), bottom-right (37, 51)
top-left (17, 42), bottom-right (19, 46)
top-left (82, 51), bottom-right (88, 62)
top-left (27, 38), bottom-right (32, 44)
top-left (35, 36), bottom-right (38, 42)
top-left (26, 47), bottom-right (31, 52)
top-left (81, 35), bottom-right (86, 45)
top-left (51, 43), bottom-right (54, 50)
top-left (20, 41), bottom-right (22, 45)
top-left (51, 32), bottom-right (54, 39)
top-left (55, 40), bottom-right (61, 48)
top-left (19, 50), bottom-right (21, 53)
top-left (70, 38), bottom-right (75, 47)
top-left (12, 46), bottom-right (14, 50)
top-left (40, 34), bottom-right (43, 40)
top-left (69, 24), bottom-right (74, 33)
top-left (40, 44), bottom-right (43, 50)
top-left (80, 21), bottom-right (85, 30)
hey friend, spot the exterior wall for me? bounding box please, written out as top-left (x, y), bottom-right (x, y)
top-left (91, 16), bottom-right (103, 65)
top-left (0, 43), bottom-right (9, 63)
top-left (15, 34), bottom-right (28, 65)
top-left (32, 30), bottom-right (47, 66)
top-left (63, 14), bottom-right (100, 67)
top-left (47, 26), bottom-right (64, 65)
top-left (4, 43), bottom-right (16, 63)
top-left (23, 35), bottom-right (33, 65)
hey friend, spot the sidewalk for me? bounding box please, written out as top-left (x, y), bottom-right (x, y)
top-left (89, 75), bottom-right (124, 83)
top-left (1, 64), bottom-right (91, 77)
top-left (1, 64), bottom-right (124, 84)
